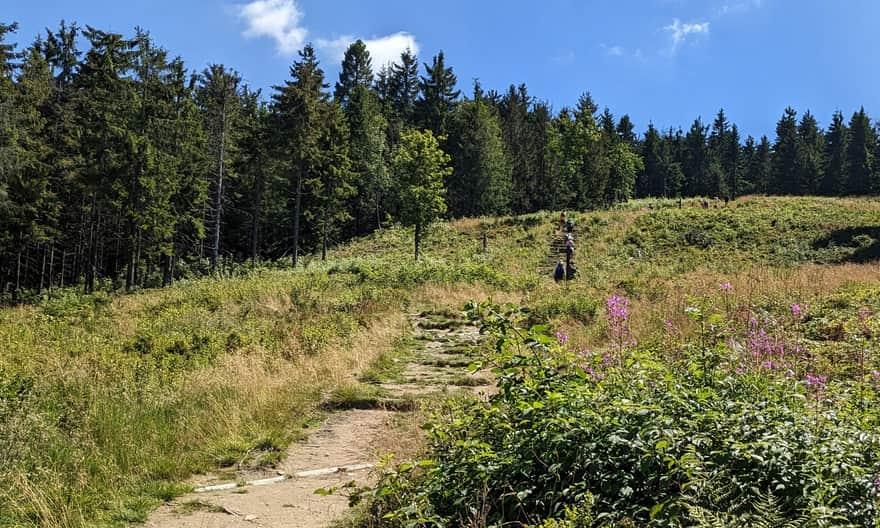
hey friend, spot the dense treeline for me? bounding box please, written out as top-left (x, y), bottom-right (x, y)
top-left (1, 22), bottom-right (879, 300)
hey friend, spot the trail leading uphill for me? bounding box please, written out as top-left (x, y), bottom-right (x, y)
top-left (143, 312), bottom-right (489, 528)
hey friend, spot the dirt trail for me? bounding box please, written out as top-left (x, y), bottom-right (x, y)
top-left (143, 313), bottom-right (487, 528)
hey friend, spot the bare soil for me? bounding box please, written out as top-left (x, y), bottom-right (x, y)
top-left (142, 314), bottom-right (488, 528)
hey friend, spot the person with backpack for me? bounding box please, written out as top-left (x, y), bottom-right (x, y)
top-left (554, 260), bottom-right (565, 282)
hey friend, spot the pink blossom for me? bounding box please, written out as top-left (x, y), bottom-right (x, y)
top-left (806, 374), bottom-right (828, 389)
top-left (719, 282), bottom-right (732, 291)
top-left (790, 303), bottom-right (803, 318)
top-left (556, 331), bottom-right (569, 345)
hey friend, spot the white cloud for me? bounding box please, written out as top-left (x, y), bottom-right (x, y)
top-left (663, 18), bottom-right (710, 52)
top-left (717, 0), bottom-right (764, 16)
top-left (236, 0), bottom-right (307, 55)
top-left (317, 32), bottom-right (419, 68)
top-left (601, 44), bottom-right (625, 57)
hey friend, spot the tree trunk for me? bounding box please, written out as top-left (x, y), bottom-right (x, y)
top-left (250, 165), bottom-right (264, 265)
top-left (162, 252), bottom-right (172, 287)
top-left (85, 194), bottom-right (98, 294)
top-left (292, 161), bottom-right (303, 268)
top-left (125, 226), bottom-right (136, 293)
top-left (375, 191), bottom-right (382, 230)
top-left (414, 222), bottom-right (421, 261)
top-left (60, 251), bottom-right (66, 288)
top-left (13, 249), bottom-right (21, 302)
top-left (322, 206), bottom-right (329, 261)
top-left (211, 105), bottom-right (227, 273)
top-left (39, 245), bottom-right (47, 293)
top-left (48, 246), bottom-right (54, 293)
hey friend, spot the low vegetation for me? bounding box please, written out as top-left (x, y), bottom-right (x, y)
top-left (1, 196), bottom-right (880, 527)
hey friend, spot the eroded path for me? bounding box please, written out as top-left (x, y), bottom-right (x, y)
top-left (143, 312), bottom-right (488, 528)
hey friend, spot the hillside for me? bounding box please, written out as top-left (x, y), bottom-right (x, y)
top-left (1, 196), bottom-right (880, 526)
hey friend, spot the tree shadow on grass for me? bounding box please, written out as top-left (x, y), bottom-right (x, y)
top-left (813, 227), bottom-right (880, 263)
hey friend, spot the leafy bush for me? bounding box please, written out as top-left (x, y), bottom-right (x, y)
top-left (364, 299), bottom-right (880, 527)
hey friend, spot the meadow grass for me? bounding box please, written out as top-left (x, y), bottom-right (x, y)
top-left (2, 195), bottom-right (880, 526)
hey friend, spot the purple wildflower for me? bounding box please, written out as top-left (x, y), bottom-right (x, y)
top-left (555, 331), bottom-right (569, 345)
top-left (719, 282), bottom-right (732, 292)
top-left (806, 374), bottom-right (828, 389)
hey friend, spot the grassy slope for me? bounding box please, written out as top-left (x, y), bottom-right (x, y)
top-left (1, 196), bottom-right (879, 526)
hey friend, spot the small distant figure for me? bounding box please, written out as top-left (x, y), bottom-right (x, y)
top-left (554, 260), bottom-right (565, 282)
top-left (566, 261), bottom-right (578, 280)
top-left (564, 218), bottom-right (575, 232)
top-left (565, 237), bottom-right (574, 261)
top-left (701, 199), bottom-right (709, 209)
top-left (559, 211), bottom-right (567, 228)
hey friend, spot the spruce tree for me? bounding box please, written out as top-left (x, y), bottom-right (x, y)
top-left (795, 110), bottom-right (824, 195)
top-left (416, 51), bottom-right (460, 139)
top-left (725, 124), bottom-right (742, 198)
top-left (822, 111), bottom-right (848, 195)
top-left (334, 40), bottom-right (373, 109)
top-left (846, 107), bottom-right (875, 195)
top-left (771, 107), bottom-right (798, 194)
top-left (750, 136), bottom-right (773, 194)
top-left (271, 44), bottom-right (327, 267)
top-left (447, 83), bottom-right (512, 217)
top-left (309, 101), bottom-right (354, 261)
top-left (498, 84), bottom-right (538, 212)
top-left (683, 118), bottom-right (709, 197)
top-left (197, 64), bottom-right (241, 272)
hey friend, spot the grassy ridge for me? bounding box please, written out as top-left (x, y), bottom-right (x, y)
top-left (2, 196), bottom-right (880, 526)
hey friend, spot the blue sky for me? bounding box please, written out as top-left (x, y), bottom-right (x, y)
top-left (7, 0), bottom-right (880, 139)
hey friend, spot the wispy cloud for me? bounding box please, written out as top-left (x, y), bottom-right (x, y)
top-left (601, 44), bottom-right (625, 57)
top-left (663, 18), bottom-right (710, 53)
top-left (318, 32), bottom-right (419, 68)
top-left (717, 0), bottom-right (764, 16)
top-left (236, 0), bottom-right (307, 54)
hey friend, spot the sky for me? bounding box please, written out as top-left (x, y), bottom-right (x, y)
top-left (6, 0), bottom-right (880, 139)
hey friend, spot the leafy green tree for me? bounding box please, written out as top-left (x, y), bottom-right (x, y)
top-left (271, 44), bottom-right (327, 267)
top-left (416, 51), bottom-right (460, 139)
top-left (547, 107), bottom-right (591, 209)
top-left (846, 107), bottom-right (875, 195)
top-left (392, 129), bottom-right (450, 260)
top-left (795, 110), bottom-right (824, 195)
top-left (771, 107), bottom-right (798, 194)
top-left (447, 83), bottom-right (512, 216)
top-left (822, 111), bottom-right (848, 195)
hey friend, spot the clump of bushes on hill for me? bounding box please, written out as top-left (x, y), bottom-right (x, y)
top-left (359, 293), bottom-right (880, 527)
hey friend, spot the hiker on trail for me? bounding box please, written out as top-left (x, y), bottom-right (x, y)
top-left (559, 211), bottom-right (567, 228)
top-left (566, 261), bottom-right (578, 280)
top-left (565, 236), bottom-right (574, 261)
top-left (554, 260), bottom-right (565, 282)
top-left (565, 218), bottom-right (574, 232)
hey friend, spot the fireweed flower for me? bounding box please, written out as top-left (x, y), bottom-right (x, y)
top-left (556, 331), bottom-right (569, 345)
top-left (719, 282), bottom-right (732, 291)
top-left (791, 303), bottom-right (804, 319)
top-left (806, 374), bottom-right (828, 389)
